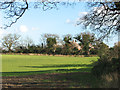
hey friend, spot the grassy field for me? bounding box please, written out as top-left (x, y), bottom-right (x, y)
top-left (2, 55), bottom-right (103, 88)
top-left (2, 55), bottom-right (98, 76)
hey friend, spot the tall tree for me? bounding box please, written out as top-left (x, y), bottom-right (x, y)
top-left (62, 34), bottom-right (73, 55)
top-left (44, 33), bottom-right (59, 54)
top-left (74, 32), bottom-right (96, 55)
top-left (63, 34), bottom-right (72, 44)
top-left (47, 37), bottom-right (56, 48)
top-left (2, 33), bottom-right (20, 52)
top-left (41, 34), bottom-right (59, 47)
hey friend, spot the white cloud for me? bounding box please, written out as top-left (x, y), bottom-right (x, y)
top-left (66, 19), bottom-right (71, 24)
top-left (20, 25), bottom-right (28, 33)
top-left (66, 19), bottom-right (75, 24)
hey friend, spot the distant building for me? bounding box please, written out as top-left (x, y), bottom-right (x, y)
top-left (70, 40), bottom-right (94, 51)
top-left (89, 43), bottom-right (94, 51)
top-left (70, 40), bottom-right (82, 50)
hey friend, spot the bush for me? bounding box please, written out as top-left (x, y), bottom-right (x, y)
top-left (91, 43), bottom-right (120, 88)
top-left (92, 57), bottom-right (119, 77)
top-left (91, 57), bottom-right (119, 88)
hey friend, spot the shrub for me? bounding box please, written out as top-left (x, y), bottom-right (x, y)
top-left (92, 57), bottom-right (119, 77)
top-left (91, 43), bottom-right (120, 88)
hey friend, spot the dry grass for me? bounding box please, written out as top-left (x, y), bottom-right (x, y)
top-left (100, 72), bottom-right (119, 88)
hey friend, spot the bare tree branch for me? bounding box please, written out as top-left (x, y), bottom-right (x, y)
top-left (76, 2), bottom-right (120, 40)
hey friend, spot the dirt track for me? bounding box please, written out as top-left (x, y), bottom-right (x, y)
top-left (2, 72), bottom-right (92, 88)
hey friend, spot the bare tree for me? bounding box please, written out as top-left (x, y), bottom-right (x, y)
top-left (1, 0), bottom-right (119, 40)
top-left (76, 2), bottom-right (120, 40)
top-left (0, 0), bottom-right (29, 29)
top-left (0, 0), bottom-right (75, 29)
top-left (2, 33), bottom-right (21, 52)
top-left (42, 33), bottom-right (59, 45)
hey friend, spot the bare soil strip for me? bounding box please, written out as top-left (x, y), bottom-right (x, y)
top-left (2, 72), bottom-right (92, 88)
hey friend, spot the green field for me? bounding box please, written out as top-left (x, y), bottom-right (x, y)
top-left (2, 55), bottom-right (103, 88)
top-left (2, 55), bottom-right (98, 76)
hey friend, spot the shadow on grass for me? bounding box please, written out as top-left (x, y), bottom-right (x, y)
top-left (2, 64), bottom-right (93, 77)
top-left (2, 68), bottom-right (92, 77)
top-left (2, 64), bottom-right (102, 88)
top-left (21, 64), bottom-right (93, 68)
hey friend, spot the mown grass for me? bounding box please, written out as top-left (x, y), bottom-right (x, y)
top-left (2, 55), bottom-right (98, 76)
top-left (2, 55), bottom-right (103, 88)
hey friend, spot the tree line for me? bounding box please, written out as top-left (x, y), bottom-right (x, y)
top-left (1, 32), bottom-right (112, 56)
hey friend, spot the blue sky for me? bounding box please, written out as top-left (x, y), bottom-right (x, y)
top-left (0, 2), bottom-right (118, 47)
